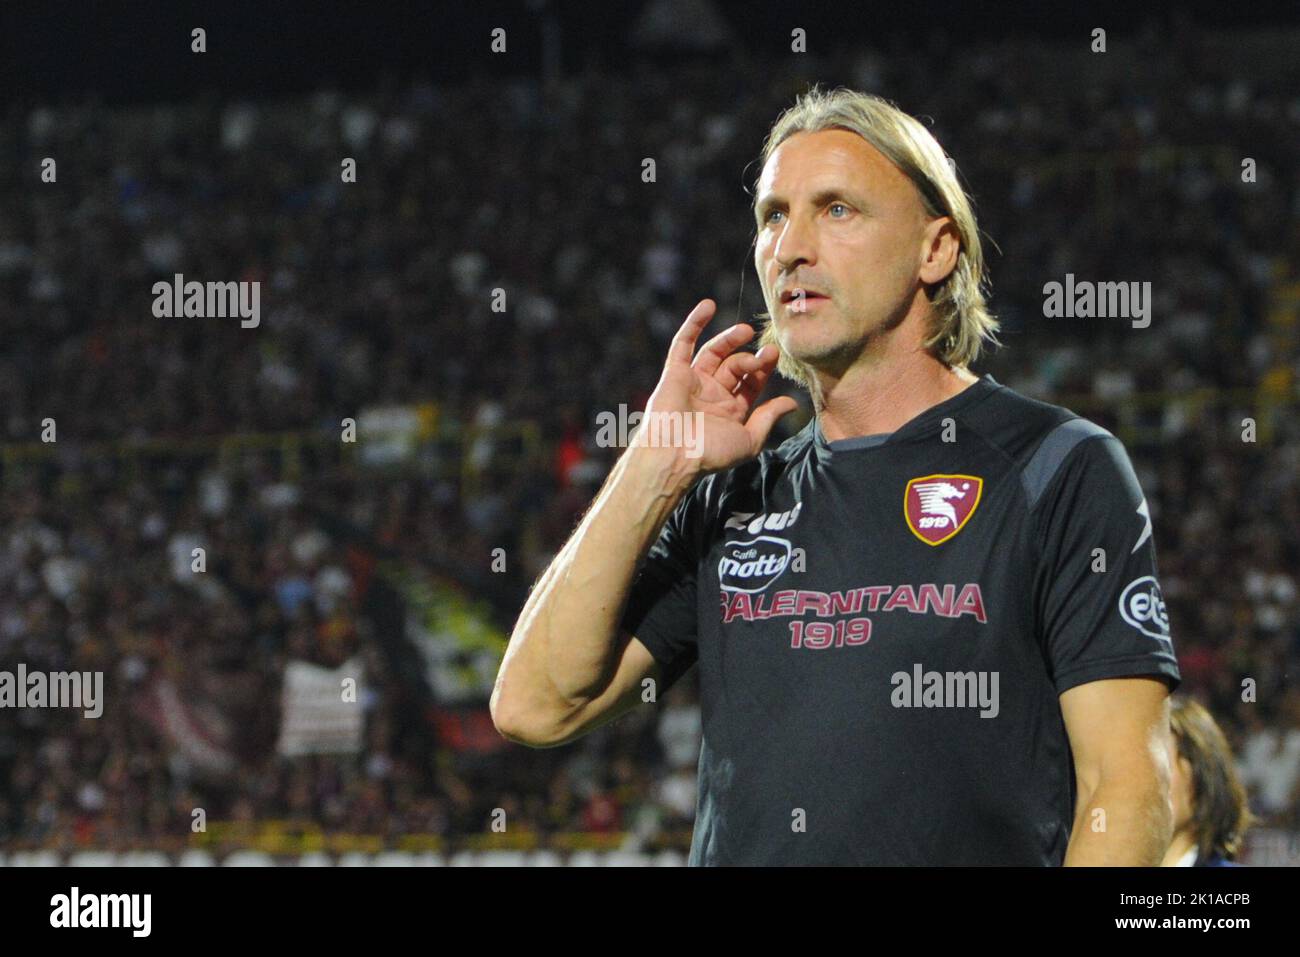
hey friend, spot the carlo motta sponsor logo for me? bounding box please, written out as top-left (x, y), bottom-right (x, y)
top-left (719, 504), bottom-right (805, 593)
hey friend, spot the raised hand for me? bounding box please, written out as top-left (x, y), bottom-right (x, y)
top-left (637, 298), bottom-right (799, 475)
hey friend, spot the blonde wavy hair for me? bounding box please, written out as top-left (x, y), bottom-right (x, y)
top-left (753, 86), bottom-right (999, 384)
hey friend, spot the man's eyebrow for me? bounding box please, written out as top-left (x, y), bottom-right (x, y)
top-left (755, 188), bottom-right (864, 218)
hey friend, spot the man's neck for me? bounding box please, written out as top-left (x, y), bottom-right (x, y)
top-left (812, 348), bottom-right (980, 442)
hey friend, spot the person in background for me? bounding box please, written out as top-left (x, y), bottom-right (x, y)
top-left (1161, 696), bottom-right (1256, 866)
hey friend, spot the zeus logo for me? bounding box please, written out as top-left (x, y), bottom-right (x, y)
top-left (724, 502), bottom-right (802, 534)
top-left (718, 536), bottom-right (792, 593)
top-left (1119, 575), bottom-right (1171, 645)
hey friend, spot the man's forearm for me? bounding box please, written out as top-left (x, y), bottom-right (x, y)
top-left (1063, 778), bottom-right (1172, 866)
top-left (494, 445), bottom-right (699, 717)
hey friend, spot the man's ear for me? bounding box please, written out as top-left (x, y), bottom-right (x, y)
top-left (919, 217), bottom-right (960, 286)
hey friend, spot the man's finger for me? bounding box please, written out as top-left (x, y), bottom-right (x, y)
top-left (736, 367), bottom-right (771, 407)
top-left (744, 395), bottom-right (800, 449)
top-left (733, 345), bottom-right (780, 400)
top-left (692, 322), bottom-right (755, 378)
top-left (665, 299), bottom-right (717, 367)
top-left (713, 350), bottom-right (764, 393)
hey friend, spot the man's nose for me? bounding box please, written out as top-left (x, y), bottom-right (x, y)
top-left (772, 211), bottom-right (817, 272)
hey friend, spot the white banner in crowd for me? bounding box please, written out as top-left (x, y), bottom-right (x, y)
top-left (277, 658), bottom-right (364, 756)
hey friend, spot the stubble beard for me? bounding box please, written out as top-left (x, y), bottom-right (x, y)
top-left (758, 299), bottom-right (876, 390)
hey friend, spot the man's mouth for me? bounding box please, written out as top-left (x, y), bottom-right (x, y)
top-left (780, 287), bottom-right (829, 311)
top-left (780, 287), bottom-right (828, 304)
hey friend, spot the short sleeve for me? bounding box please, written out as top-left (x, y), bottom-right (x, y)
top-left (1030, 428), bottom-right (1181, 695)
top-left (619, 481), bottom-right (706, 694)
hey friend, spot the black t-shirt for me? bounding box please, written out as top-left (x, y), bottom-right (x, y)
top-left (620, 374), bottom-right (1180, 865)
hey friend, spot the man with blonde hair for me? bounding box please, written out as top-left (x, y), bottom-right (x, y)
top-left (493, 86), bottom-right (1181, 865)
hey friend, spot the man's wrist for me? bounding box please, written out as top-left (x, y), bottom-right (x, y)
top-left (622, 444), bottom-right (702, 502)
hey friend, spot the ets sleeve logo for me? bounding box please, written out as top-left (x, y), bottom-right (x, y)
top-left (904, 474), bottom-right (983, 545)
top-left (1119, 575), bottom-right (1172, 646)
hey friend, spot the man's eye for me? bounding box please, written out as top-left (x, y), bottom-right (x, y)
top-left (829, 202), bottom-right (850, 217)
top-left (764, 209), bottom-right (784, 225)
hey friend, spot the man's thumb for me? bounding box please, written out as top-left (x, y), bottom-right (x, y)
top-left (745, 396), bottom-right (800, 448)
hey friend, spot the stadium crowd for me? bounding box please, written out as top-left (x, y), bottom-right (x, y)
top-left (1, 23), bottom-right (1298, 856)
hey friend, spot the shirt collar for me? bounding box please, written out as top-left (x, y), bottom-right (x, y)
top-left (811, 373), bottom-right (1001, 456)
